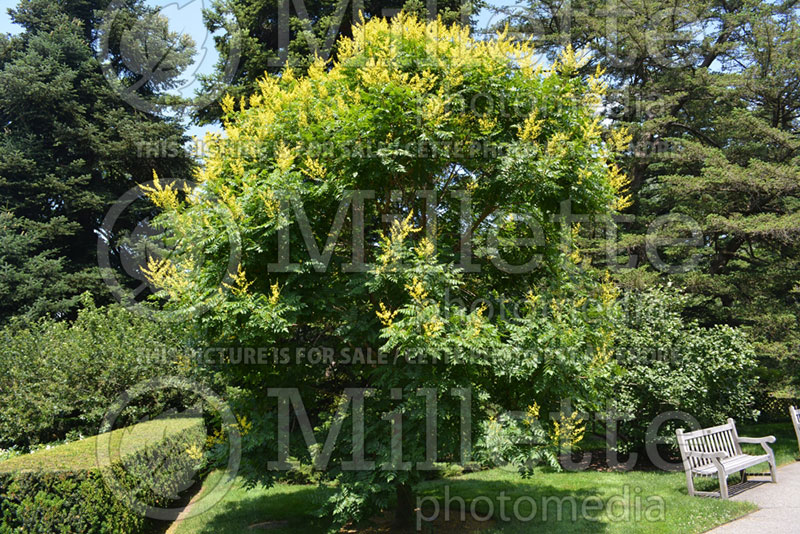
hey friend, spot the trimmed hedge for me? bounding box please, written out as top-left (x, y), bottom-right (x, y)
top-left (753, 394), bottom-right (800, 423)
top-left (0, 416), bottom-right (205, 533)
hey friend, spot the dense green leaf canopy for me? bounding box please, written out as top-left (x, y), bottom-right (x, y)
top-left (147, 14), bottom-right (628, 526)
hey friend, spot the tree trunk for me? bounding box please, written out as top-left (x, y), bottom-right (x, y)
top-left (710, 236), bottom-right (744, 275)
top-left (394, 482), bottom-right (415, 528)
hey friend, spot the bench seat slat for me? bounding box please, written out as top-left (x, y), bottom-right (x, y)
top-left (692, 454), bottom-right (769, 476)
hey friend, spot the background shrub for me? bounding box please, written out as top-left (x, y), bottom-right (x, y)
top-left (610, 286), bottom-right (759, 452)
top-left (0, 297), bottom-right (194, 449)
top-left (474, 408), bottom-right (561, 474)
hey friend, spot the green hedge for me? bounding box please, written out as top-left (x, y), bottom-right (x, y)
top-left (753, 394), bottom-right (800, 423)
top-left (0, 416), bottom-right (205, 533)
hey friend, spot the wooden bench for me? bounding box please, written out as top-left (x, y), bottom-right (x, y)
top-left (791, 405), bottom-right (800, 455)
top-left (676, 418), bottom-right (777, 499)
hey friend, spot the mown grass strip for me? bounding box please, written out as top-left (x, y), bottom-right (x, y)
top-left (0, 415), bottom-right (202, 472)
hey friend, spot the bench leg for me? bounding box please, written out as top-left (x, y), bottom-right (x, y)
top-left (769, 459), bottom-right (778, 483)
top-left (718, 471), bottom-right (729, 499)
top-left (685, 470), bottom-right (695, 497)
top-left (741, 469), bottom-right (747, 483)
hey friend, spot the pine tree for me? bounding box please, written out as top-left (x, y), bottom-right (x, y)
top-left (503, 0), bottom-right (800, 390)
top-left (0, 0), bottom-right (196, 322)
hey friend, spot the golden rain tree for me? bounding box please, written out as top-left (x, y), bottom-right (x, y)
top-left (144, 13), bottom-right (630, 528)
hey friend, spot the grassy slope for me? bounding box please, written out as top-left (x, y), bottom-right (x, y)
top-left (169, 424), bottom-right (799, 534)
top-left (0, 416), bottom-right (203, 472)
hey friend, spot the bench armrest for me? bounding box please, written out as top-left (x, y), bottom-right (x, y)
top-left (686, 450), bottom-right (729, 460)
top-left (737, 435), bottom-right (776, 457)
top-left (737, 436), bottom-right (776, 444)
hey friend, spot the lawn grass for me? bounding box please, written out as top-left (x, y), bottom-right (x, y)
top-left (170, 468), bottom-right (757, 534)
top-left (169, 422), bottom-right (799, 534)
top-left (419, 468), bottom-right (755, 534)
top-left (166, 471), bottom-right (332, 534)
top-left (12, 417), bottom-right (789, 532)
top-left (0, 415), bottom-right (203, 472)
top-left (169, 423), bottom-right (799, 534)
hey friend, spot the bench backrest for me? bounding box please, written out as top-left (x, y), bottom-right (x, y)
top-left (791, 406), bottom-right (800, 443)
top-left (676, 418), bottom-right (742, 470)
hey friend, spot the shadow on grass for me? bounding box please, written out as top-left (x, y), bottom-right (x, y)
top-left (147, 475), bottom-right (207, 534)
top-left (189, 484), bottom-right (331, 534)
top-left (182, 477), bottom-right (610, 534)
top-left (173, 430), bottom-right (791, 534)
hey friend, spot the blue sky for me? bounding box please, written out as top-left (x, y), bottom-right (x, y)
top-left (0, 0), bottom-right (516, 139)
top-left (0, 0), bottom-right (17, 35)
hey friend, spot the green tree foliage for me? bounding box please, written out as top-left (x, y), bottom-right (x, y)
top-left (611, 286), bottom-right (759, 452)
top-left (146, 14), bottom-right (628, 526)
top-left (194, 0), bottom-right (481, 123)
top-left (504, 0), bottom-right (800, 391)
top-left (0, 0), bottom-right (195, 322)
top-left (0, 298), bottom-right (194, 449)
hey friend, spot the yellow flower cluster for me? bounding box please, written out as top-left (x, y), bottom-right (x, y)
top-left (406, 276), bottom-right (428, 302)
top-left (185, 444), bottom-right (204, 461)
top-left (552, 411), bottom-right (586, 446)
top-left (377, 212), bottom-right (422, 268)
top-left (546, 132), bottom-right (569, 157)
top-left (569, 223), bottom-right (584, 265)
top-left (275, 142), bottom-right (296, 172)
top-left (524, 402), bottom-right (541, 426)
top-left (414, 237), bottom-right (435, 259)
top-left (301, 156), bottom-right (326, 181)
top-left (206, 428), bottom-right (225, 448)
top-left (173, 353), bottom-right (196, 373)
top-left (423, 316), bottom-right (444, 337)
top-left (376, 302), bottom-right (398, 326)
top-left (258, 189), bottom-right (280, 218)
top-left (205, 414), bottom-right (252, 450)
top-left (555, 44), bottom-right (590, 75)
top-left (223, 264), bottom-right (253, 296)
top-left (269, 281), bottom-right (282, 306)
top-left (580, 64), bottom-right (608, 107)
top-left (237, 415), bottom-right (253, 436)
top-left (599, 271), bottom-right (620, 305)
top-left (467, 303), bottom-right (487, 338)
top-left (141, 257), bottom-right (188, 301)
top-left (519, 111), bottom-right (544, 142)
top-left (141, 171), bottom-right (181, 211)
top-left (422, 94), bottom-right (451, 127)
